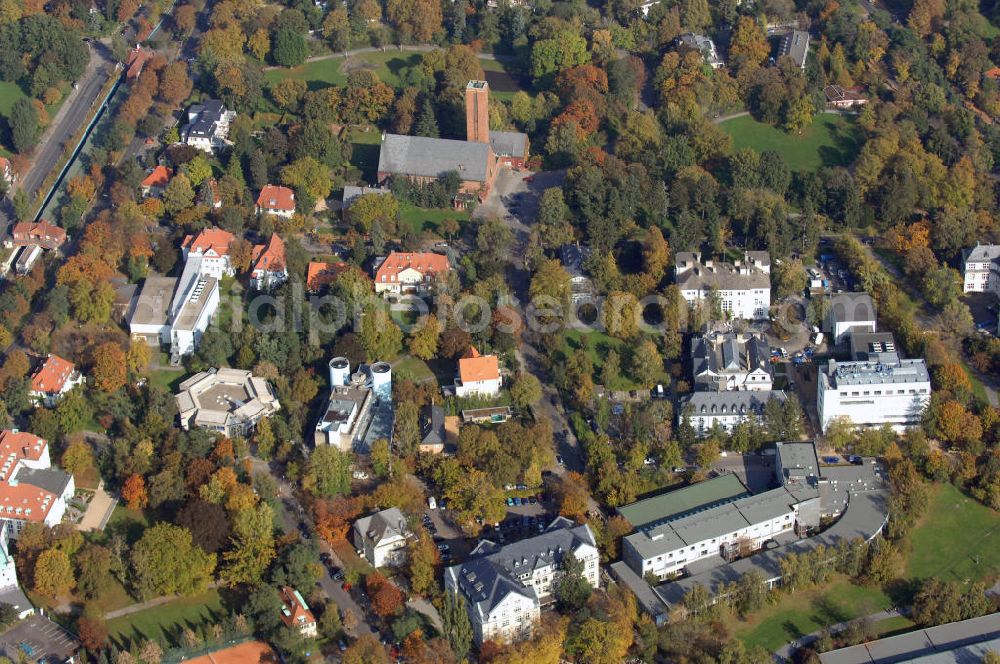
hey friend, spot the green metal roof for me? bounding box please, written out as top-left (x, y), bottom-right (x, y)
top-left (617, 473), bottom-right (750, 530)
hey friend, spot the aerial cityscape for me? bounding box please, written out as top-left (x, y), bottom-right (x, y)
top-left (0, 0), bottom-right (999, 662)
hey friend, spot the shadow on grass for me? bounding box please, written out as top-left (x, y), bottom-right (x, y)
top-left (383, 54), bottom-right (422, 83)
top-left (350, 142), bottom-right (380, 182)
top-left (780, 619), bottom-right (806, 641)
top-left (817, 118), bottom-right (863, 169)
top-left (811, 594), bottom-right (850, 626)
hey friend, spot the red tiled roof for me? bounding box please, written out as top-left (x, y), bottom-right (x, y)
top-left (11, 221), bottom-right (66, 249)
top-left (459, 346), bottom-right (499, 384)
top-left (278, 586), bottom-right (316, 629)
top-left (125, 47), bottom-right (155, 80)
top-left (141, 165), bottom-right (171, 188)
top-left (252, 234), bottom-right (286, 274)
top-left (375, 251), bottom-right (450, 282)
top-left (256, 185), bottom-right (296, 212)
top-left (30, 354), bottom-right (76, 395)
top-left (0, 431), bottom-right (47, 473)
top-left (306, 260), bottom-right (350, 292)
top-left (0, 482), bottom-right (58, 523)
top-left (987, 67), bottom-right (1000, 80)
top-left (182, 228), bottom-right (236, 257)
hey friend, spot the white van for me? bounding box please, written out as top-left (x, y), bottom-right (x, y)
top-left (428, 496), bottom-right (437, 510)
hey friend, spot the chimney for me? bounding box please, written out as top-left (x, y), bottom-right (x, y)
top-left (465, 80), bottom-right (490, 144)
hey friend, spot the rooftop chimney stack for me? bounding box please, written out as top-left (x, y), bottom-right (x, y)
top-left (465, 80), bottom-right (490, 144)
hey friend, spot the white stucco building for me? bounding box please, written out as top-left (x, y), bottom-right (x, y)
top-left (183, 100), bottom-right (235, 153)
top-left (353, 507), bottom-right (412, 568)
top-left (962, 244), bottom-right (1000, 295)
top-left (181, 228), bottom-right (236, 279)
top-left (445, 518), bottom-right (599, 645)
top-left (373, 252), bottom-right (450, 295)
top-left (0, 430), bottom-right (75, 539)
top-left (682, 390), bottom-right (787, 436)
top-left (454, 347), bottom-right (501, 398)
top-left (675, 252), bottom-right (771, 320)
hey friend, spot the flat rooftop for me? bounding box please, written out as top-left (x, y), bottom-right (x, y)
top-left (129, 276), bottom-right (178, 327)
top-left (174, 276), bottom-right (218, 331)
top-left (201, 382), bottom-right (252, 414)
top-left (618, 474), bottom-right (750, 530)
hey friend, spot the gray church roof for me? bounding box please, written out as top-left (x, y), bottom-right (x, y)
top-left (377, 134), bottom-right (491, 183)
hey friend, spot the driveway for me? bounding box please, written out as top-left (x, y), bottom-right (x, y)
top-left (76, 483), bottom-right (117, 532)
top-left (16, 40), bottom-right (115, 206)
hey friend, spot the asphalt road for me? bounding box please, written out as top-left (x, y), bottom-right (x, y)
top-left (251, 459), bottom-right (376, 640)
top-left (17, 40), bottom-right (115, 206)
top-left (474, 167), bottom-right (601, 515)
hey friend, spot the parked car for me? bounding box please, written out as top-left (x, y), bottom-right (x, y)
top-left (428, 496), bottom-right (437, 510)
top-left (513, 497), bottom-right (521, 506)
top-left (505, 497), bottom-right (513, 506)
top-left (556, 455), bottom-right (564, 465)
top-left (437, 544), bottom-right (450, 552)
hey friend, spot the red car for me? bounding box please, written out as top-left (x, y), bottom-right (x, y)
top-left (342, 581), bottom-right (351, 591)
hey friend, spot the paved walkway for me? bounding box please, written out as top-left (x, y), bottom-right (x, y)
top-left (104, 582), bottom-right (220, 620)
top-left (76, 483), bottom-right (117, 532)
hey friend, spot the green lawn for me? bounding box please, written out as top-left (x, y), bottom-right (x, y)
top-left (266, 52), bottom-right (526, 98)
top-left (105, 504), bottom-right (149, 544)
top-left (735, 575), bottom-right (891, 651)
top-left (561, 328), bottom-right (670, 391)
top-left (905, 482), bottom-right (1000, 583)
top-left (107, 589), bottom-right (224, 648)
top-left (721, 114), bottom-right (862, 172)
top-left (0, 80), bottom-right (69, 155)
top-left (398, 202), bottom-right (469, 237)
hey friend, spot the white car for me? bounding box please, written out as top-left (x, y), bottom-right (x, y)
top-left (428, 496), bottom-right (437, 510)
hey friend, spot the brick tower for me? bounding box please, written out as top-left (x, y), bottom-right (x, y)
top-left (465, 80), bottom-right (490, 144)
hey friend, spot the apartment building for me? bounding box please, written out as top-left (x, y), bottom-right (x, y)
top-left (373, 251), bottom-right (451, 295)
top-left (0, 430), bottom-right (75, 539)
top-left (445, 518), bottom-right (599, 645)
top-left (29, 355), bottom-right (84, 407)
top-left (183, 100), bottom-right (235, 153)
top-left (181, 228), bottom-right (236, 279)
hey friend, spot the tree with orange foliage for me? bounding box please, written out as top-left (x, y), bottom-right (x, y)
top-left (229, 237), bottom-right (253, 272)
top-left (556, 472), bottom-right (591, 522)
top-left (158, 62), bottom-right (193, 106)
top-left (366, 571), bottom-right (404, 618)
top-left (91, 342), bottom-right (127, 392)
top-left (312, 496), bottom-right (361, 542)
top-left (552, 98), bottom-right (600, 138)
top-left (76, 609), bottom-right (108, 651)
top-left (211, 438), bottom-right (235, 465)
top-left (555, 65), bottom-right (609, 106)
top-left (66, 175), bottom-right (96, 201)
top-left (122, 473), bottom-right (149, 510)
top-left (934, 364), bottom-right (973, 398)
top-left (933, 400), bottom-right (983, 448)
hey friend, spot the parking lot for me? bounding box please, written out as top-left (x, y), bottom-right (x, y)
top-left (0, 615), bottom-right (78, 663)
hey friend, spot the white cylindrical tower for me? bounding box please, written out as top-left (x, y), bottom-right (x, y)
top-left (370, 361), bottom-right (392, 400)
top-left (328, 357), bottom-right (350, 387)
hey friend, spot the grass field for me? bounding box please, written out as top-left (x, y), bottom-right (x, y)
top-left (905, 482), bottom-right (1000, 583)
top-left (107, 589), bottom-right (224, 648)
top-left (734, 575), bottom-right (892, 651)
top-left (265, 52), bottom-right (526, 98)
top-left (398, 202), bottom-right (469, 236)
top-left (721, 114), bottom-right (862, 172)
top-left (0, 80), bottom-right (69, 155)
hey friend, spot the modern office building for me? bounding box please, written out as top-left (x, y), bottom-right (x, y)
top-left (824, 292), bottom-right (877, 345)
top-left (314, 358), bottom-right (392, 452)
top-left (817, 339), bottom-right (931, 432)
